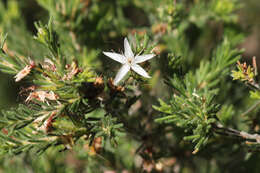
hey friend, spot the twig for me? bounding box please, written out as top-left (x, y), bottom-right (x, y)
top-left (247, 81), bottom-right (260, 91)
top-left (212, 123), bottom-right (260, 143)
top-left (241, 100), bottom-right (260, 117)
top-left (69, 31), bottom-right (81, 51)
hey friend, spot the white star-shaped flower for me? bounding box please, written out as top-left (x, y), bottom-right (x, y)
top-left (103, 38), bottom-right (155, 85)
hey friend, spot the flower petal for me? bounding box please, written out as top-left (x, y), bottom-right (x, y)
top-left (131, 64), bottom-right (151, 78)
top-left (135, 54), bottom-right (155, 63)
top-left (103, 52), bottom-right (126, 64)
top-left (114, 64), bottom-right (130, 85)
top-left (124, 38), bottom-right (134, 58)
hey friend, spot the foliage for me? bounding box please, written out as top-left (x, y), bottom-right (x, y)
top-left (0, 0), bottom-right (260, 172)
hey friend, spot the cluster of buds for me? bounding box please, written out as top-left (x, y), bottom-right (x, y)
top-left (42, 58), bottom-right (56, 72)
top-left (151, 45), bottom-right (165, 55)
top-left (35, 112), bottom-right (56, 133)
top-left (232, 57), bottom-right (259, 88)
top-left (152, 23), bottom-right (168, 35)
top-left (14, 60), bottom-right (35, 82)
top-left (62, 61), bottom-right (81, 80)
top-left (94, 76), bottom-right (105, 91)
top-left (140, 147), bottom-right (162, 173)
top-left (140, 147), bottom-right (177, 172)
top-left (130, 29), bottom-right (147, 37)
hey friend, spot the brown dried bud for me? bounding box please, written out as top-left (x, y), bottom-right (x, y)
top-left (94, 76), bottom-right (104, 88)
top-left (42, 59), bottom-right (56, 72)
top-left (130, 29), bottom-right (147, 36)
top-left (151, 44), bottom-right (166, 55)
top-left (62, 61), bottom-right (80, 80)
top-left (85, 137), bottom-right (103, 156)
top-left (92, 137), bottom-right (102, 153)
top-left (108, 78), bottom-right (125, 93)
top-left (1, 128), bottom-right (8, 135)
top-left (19, 85), bottom-right (37, 96)
top-left (60, 134), bottom-right (74, 149)
top-left (152, 23), bottom-right (167, 35)
top-left (45, 112), bottom-right (56, 133)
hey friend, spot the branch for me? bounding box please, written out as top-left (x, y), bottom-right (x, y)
top-left (247, 81), bottom-right (260, 91)
top-left (212, 123), bottom-right (260, 143)
top-left (241, 100), bottom-right (260, 117)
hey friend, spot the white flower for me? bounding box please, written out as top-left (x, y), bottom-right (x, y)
top-left (103, 38), bottom-right (155, 85)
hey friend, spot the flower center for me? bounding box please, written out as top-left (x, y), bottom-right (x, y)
top-left (127, 57), bottom-right (133, 64)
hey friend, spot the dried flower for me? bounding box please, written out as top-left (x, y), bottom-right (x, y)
top-left (26, 90), bottom-right (58, 103)
top-left (103, 38), bottom-right (155, 85)
top-left (36, 112), bottom-right (56, 132)
top-left (45, 112), bottom-right (56, 133)
top-left (14, 61), bottom-right (35, 82)
top-left (62, 61), bottom-right (80, 80)
top-left (42, 58), bottom-right (56, 71)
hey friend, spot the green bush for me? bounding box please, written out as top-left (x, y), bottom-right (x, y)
top-left (0, 0), bottom-right (260, 172)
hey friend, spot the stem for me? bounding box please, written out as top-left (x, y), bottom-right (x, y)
top-left (69, 31), bottom-right (81, 51)
top-left (241, 100), bottom-right (260, 117)
top-left (247, 81), bottom-right (260, 91)
top-left (212, 123), bottom-right (260, 143)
